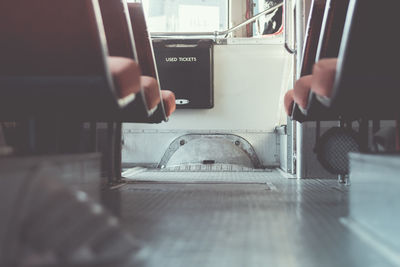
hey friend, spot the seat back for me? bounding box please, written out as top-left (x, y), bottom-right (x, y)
top-left (127, 3), bottom-right (158, 78)
top-left (290, 0), bottom-right (326, 120)
top-left (98, 0), bottom-right (168, 122)
top-left (0, 0), bottom-right (120, 120)
top-left (99, 0), bottom-right (154, 116)
top-left (127, 2), bottom-right (168, 121)
top-left (0, 0), bottom-right (108, 76)
top-left (331, 0), bottom-right (400, 119)
top-left (299, 0), bottom-right (327, 77)
top-left (315, 0), bottom-right (350, 60)
top-left (292, 0), bottom-right (350, 121)
top-left (98, 0), bottom-right (137, 60)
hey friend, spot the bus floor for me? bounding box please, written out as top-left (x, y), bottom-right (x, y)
top-left (102, 170), bottom-right (396, 267)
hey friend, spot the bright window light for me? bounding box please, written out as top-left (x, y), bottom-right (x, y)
top-left (177, 5), bottom-right (220, 32)
top-left (128, 0), bottom-right (228, 33)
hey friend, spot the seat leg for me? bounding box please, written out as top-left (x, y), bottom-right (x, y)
top-left (396, 119), bottom-right (400, 151)
top-left (372, 120), bottom-right (381, 134)
top-left (359, 118), bottom-right (369, 152)
top-left (114, 122), bottom-right (123, 182)
top-left (106, 122), bottom-right (116, 185)
top-left (89, 122), bottom-right (98, 152)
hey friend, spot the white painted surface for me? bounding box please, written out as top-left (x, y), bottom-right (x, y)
top-left (125, 44), bottom-right (289, 131)
top-left (123, 43), bottom-right (290, 166)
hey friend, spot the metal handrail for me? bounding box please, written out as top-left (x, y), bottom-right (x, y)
top-left (221, 2), bottom-right (284, 38)
top-left (285, 42), bottom-right (296, 54)
top-left (284, 0), bottom-right (296, 54)
top-left (151, 2), bottom-right (284, 40)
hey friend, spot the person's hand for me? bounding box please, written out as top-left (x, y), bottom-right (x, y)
top-left (293, 75), bottom-right (313, 110)
top-left (284, 90), bottom-right (294, 116)
top-left (284, 75), bottom-right (312, 116)
top-left (140, 76), bottom-right (161, 110)
top-left (283, 58), bottom-right (338, 115)
top-left (161, 90), bottom-right (176, 117)
top-left (311, 58), bottom-right (337, 98)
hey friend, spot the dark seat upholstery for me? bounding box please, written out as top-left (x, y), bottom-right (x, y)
top-left (99, 0), bottom-right (175, 122)
top-left (285, 0), bottom-right (326, 117)
top-left (299, 0), bottom-right (327, 78)
top-left (0, 0), bottom-right (142, 121)
top-left (286, 0), bottom-right (400, 176)
top-left (294, 0), bottom-right (400, 121)
top-left (97, 0), bottom-right (175, 182)
top-left (128, 2), bottom-right (176, 118)
top-left (99, 0), bottom-right (155, 117)
top-left (0, 0), bottom-right (105, 76)
top-left (98, 0), bottom-right (136, 60)
top-left (290, 0), bottom-right (350, 122)
top-left (328, 0), bottom-right (400, 119)
top-left (0, 0), bottom-right (165, 185)
top-left (127, 3), bottom-right (158, 78)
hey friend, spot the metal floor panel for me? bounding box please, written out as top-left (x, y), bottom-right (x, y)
top-left (104, 174), bottom-right (397, 267)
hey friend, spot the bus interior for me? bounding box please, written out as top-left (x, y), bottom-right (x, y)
top-left (1, 0), bottom-right (400, 266)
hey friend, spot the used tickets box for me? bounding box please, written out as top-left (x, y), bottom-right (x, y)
top-left (152, 39), bottom-right (214, 109)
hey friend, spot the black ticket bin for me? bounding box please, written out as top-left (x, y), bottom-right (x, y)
top-left (152, 39), bottom-right (214, 109)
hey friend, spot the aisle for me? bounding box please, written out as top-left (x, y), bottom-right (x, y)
top-left (107, 173), bottom-right (395, 267)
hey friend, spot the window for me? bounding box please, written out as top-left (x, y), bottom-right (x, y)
top-left (255, 0), bottom-right (284, 36)
top-left (130, 0), bottom-right (228, 33)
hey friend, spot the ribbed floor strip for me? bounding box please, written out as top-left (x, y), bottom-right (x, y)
top-left (123, 168), bottom-right (283, 184)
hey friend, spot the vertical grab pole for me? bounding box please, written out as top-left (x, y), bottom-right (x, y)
top-left (285, 0), bottom-right (296, 174)
top-left (296, 0), bottom-right (306, 178)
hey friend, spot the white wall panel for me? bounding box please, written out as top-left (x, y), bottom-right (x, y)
top-left (123, 43), bottom-right (290, 166)
top-left (125, 44), bottom-right (288, 132)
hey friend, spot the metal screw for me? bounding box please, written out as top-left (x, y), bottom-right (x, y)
top-left (235, 140), bottom-right (240, 146)
top-left (180, 140), bottom-right (186, 146)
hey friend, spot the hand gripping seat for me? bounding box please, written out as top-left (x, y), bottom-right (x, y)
top-left (0, 0), bottom-right (154, 184)
top-left (99, 0), bottom-right (175, 122)
top-left (127, 2), bottom-right (176, 118)
top-left (294, 0), bottom-right (400, 121)
top-left (99, 0), bottom-right (164, 122)
top-left (284, 0), bottom-right (326, 116)
top-left (98, 0), bottom-right (176, 181)
top-left (290, 0), bottom-right (350, 122)
top-left (327, 0), bottom-right (400, 120)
